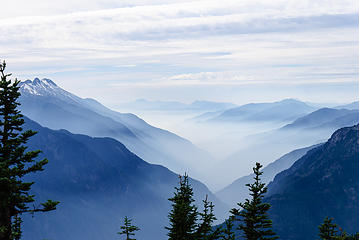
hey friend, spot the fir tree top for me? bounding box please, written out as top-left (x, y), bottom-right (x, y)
top-left (166, 174), bottom-right (198, 240)
top-left (231, 162), bottom-right (278, 240)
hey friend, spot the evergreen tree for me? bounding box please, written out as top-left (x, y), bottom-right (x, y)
top-left (334, 231), bottom-right (359, 240)
top-left (344, 233), bottom-right (359, 240)
top-left (196, 195), bottom-right (221, 240)
top-left (166, 174), bottom-right (198, 240)
top-left (318, 217), bottom-right (359, 240)
top-left (117, 216), bottom-right (140, 240)
top-left (230, 162), bottom-right (278, 240)
top-left (220, 217), bottom-right (235, 240)
top-left (318, 217), bottom-right (338, 240)
top-left (0, 61), bottom-right (59, 240)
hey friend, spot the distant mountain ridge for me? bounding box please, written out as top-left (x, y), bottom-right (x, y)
top-left (19, 78), bottom-right (214, 183)
top-left (118, 98), bottom-right (237, 112)
top-left (336, 100), bottom-right (359, 110)
top-left (215, 105), bottom-right (359, 185)
top-left (282, 107), bottom-right (359, 130)
top-left (22, 116), bottom-right (227, 240)
top-left (216, 144), bottom-right (320, 206)
top-left (265, 124), bottom-right (359, 239)
top-left (209, 99), bottom-right (316, 123)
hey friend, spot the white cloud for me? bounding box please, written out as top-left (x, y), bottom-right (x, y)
top-left (1, 0), bottom-right (359, 105)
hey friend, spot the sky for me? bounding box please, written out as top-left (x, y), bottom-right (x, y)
top-left (2, 0), bottom-right (359, 107)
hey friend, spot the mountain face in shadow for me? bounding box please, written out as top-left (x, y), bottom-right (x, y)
top-left (216, 144), bottom-right (320, 207)
top-left (19, 78), bottom-right (214, 183)
top-left (22, 117), bottom-right (226, 240)
top-left (266, 124), bottom-right (359, 239)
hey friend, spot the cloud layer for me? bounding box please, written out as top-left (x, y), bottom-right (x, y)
top-left (1, 0), bottom-right (359, 105)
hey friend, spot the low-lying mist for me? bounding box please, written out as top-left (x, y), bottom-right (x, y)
top-left (116, 107), bottom-right (334, 191)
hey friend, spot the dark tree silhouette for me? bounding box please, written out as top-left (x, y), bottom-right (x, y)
top-left (0, 61), bottom-right (59, 240)
top-left (118, 216), bottom-right (140, 240)
top-left (231, 162), bottom-right (278, 240)
top-left (318, 217), bottom-right (339, 240)
top-left (196, 195), bottom-right (221, 240)
top-left (166, 174), bottom-right (198, 240)
top-left (220, 217), bottom-right (235, 240)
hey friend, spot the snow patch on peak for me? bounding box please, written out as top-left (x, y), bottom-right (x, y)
top-left (22, 84), bottom-right (40, 95)
top-left (19, 78), bottom-right (80, 103)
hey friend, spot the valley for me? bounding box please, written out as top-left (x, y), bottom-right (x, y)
top-left (2, 1), bottom-right (359, 238)
top-left (15, 77), bottom-right (359, 240)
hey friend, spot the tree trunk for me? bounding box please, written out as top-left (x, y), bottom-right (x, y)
top-left (0, 206), bottom-right (12, 240)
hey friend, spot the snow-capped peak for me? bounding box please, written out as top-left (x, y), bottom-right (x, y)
top-left (19, 78), bottom-right (80, 103)
top-left (31, 77), bottom-right (57, 87)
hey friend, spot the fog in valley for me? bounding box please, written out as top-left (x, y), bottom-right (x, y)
top-left (3, 0), bottom-right (359, 239)
top-left (15, 79), bottom-right (359, 240)
top-left (116, 99), bottom-right (341, 191)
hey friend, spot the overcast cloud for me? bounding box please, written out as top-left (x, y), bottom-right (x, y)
top-left (1, 0), bottom-right (359, 106)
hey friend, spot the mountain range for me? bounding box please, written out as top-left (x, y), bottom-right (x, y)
top-left (208, 99), bottom-right (316, 123)
top-left (19, 78), bottom-right (214, 185)
top-left (282, 107), bottom-right (359, 131)
top-left (17, 78), bottom-right (359, 239)
top-left (214, 104), bottom-right (359, 186)
top-left (22, 117), bottom-right (227, 240)
top-left (117, 99), bottom-right (236, 112)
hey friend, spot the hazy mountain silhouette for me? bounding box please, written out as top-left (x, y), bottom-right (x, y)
top-left (209, 99), bottom-right (316, 123)
top-left (216, 106), bottom-right (359, 185)
top-left (216, 144), bottom-right (320, 207)
top-left (336, 100), bottom-right (359, 110)
top-left (282, 107), bottom-right (359, 130)
top-left (19, 78), bottom-right (214, 182)
top-left (22, 116), bottom-right (227, 240)
top-left (118, 99), bottom-right (236, 112)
